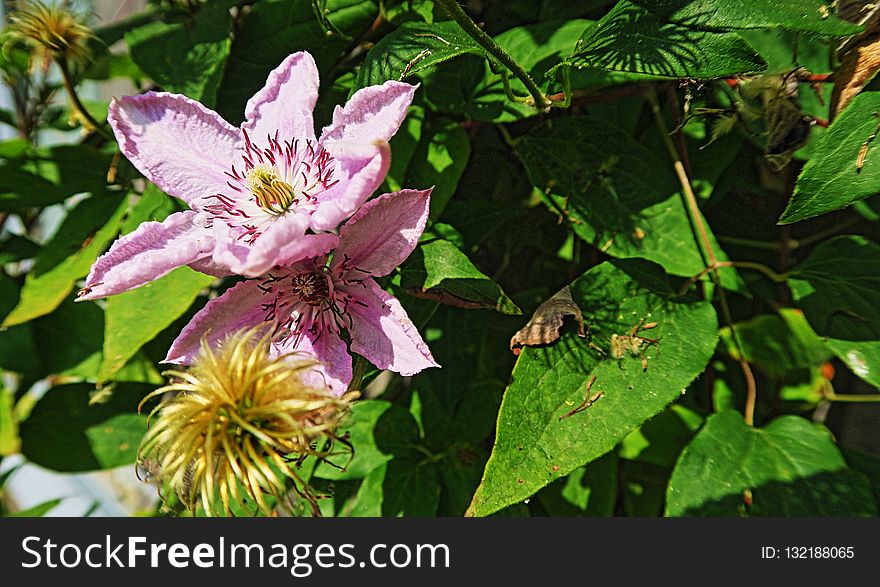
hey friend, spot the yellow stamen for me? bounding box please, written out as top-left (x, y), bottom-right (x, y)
top-left (246, 165), bottom-right (297, 215)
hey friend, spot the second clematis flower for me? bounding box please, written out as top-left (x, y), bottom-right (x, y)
top-left (78, 51), bottom-right (416, 301)
top-left (164, 188), bottom-right (439, 394)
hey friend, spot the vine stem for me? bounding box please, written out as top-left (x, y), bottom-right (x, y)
top-left (434, 0), bottom-right (552, 110)
top-left (346, 355), bottom-right (369, 394)
top-left (647, 88), bottom-right (758, 426)
top-left (56, 56), bottom-right (113, 141)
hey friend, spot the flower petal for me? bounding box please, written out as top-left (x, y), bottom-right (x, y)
top-left (275, 331), bottom-right (352, 397)
top-left (346, 279), bottom-right (438, 376)
top-left (308, 140), bottom-right (391, 231)
top-left (164, 279), bottom-right (269, 364)
top-left (333, 189), bottom-right (431, 277)
top-left (109, 92), bottom-right (240, 208)
top-left (211, 213), bottom-right (337, 277)
top-left (242, 52), bottom-right (319, 143)
top-left (320, 81), bottom-right (417, 144)
top-left (77, 211), bottom-right (215, 301)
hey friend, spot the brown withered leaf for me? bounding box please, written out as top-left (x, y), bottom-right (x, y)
top-left (831, 1), bottom-right (880, 119)
top-left (510, 285), bottom-right (585, 355)
top-left (831, 34), bottom-right (880, 119)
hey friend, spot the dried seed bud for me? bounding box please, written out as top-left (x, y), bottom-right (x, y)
top-left (138, 327), bottom-right (357, 517)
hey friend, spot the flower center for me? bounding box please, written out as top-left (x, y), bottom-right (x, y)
top-left (289, 271), bottom-right (330, 306)
top-left (245, 165), bottom-right (297, 216)
top-left (203, 131), bottom-right (341, 244)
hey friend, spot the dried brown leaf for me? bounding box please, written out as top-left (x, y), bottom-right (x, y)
top-left (510, 285), bottom-right (585, 355)
top-left (831, 34), bottom-right (880, 119)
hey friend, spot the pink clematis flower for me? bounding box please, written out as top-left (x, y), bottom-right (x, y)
top-left (77, 51), bottom-right (417, 301)
top-left (164, 188), bottom-right (439, 395)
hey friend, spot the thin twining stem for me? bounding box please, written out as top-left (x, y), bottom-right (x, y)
top-left (434, 0), bottom-right (552, 110)
top-left (648, 87), bottom-right (758, 426)
top-left (57, 55), bottom-right (113, 141)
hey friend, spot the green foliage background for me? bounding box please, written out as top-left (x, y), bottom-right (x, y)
top-left (2, 0), bottom-right (880, 517)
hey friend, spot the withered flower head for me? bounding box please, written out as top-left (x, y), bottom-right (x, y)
top-left (3, 1), bottom-right (93, 70)
top-left (138, 327), bottom-right (357, 517)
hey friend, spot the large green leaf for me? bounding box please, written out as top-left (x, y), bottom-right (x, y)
top-left (2, 193), bottom-right (129, 327)
top-left (399, 239), bottom-right (522, 314)
top-left (466, 259), bottom-right (718, 516)
top-left (780, 92), bottom-right (880, 224)
top-left (353, 20), bottom-right (487, 93)
top-left (348, 460), bottom-right (441, 516)
top-left (516, 115), bottom-right (743, 292)
top-left (788, 235), bottom-right (880, 387)
top-left (666, 411), bottom-right (876, 516)
top-left (534, 453), bottom-right (618, 516)
top-left (635, 0), bottom-right (862, 36)
top-left (406, 118), bottom-right (471, 219)
top-left (557, 1), bottom-right (766, 79)
top-left (314, 400), bottom-right (422, 480)
top-left (98, 267), bottom-right (214, 383)
top-left (0, 144), bottom-right (116, 212)
top-left (18, 382), bottom-right (152, 472)
top-left (719, 309), bottom-right (832, 379)
top-left (215, 0), bottom-right (378, 124)
top-left (125, 1), bottom-right (234, 106)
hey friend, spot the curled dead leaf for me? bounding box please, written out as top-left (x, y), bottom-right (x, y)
top-left (510, 285), bottom-right (585, 355)
top-left (831, 1), bottom-right (880, 119)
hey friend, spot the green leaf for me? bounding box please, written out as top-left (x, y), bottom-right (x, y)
top-left (126, 2), bottom-right (234, 106)
top-left (780, 92), bottom-right (880, 224)
top-left (788, 235), bottom-right (880, 387)
top-left (98, 267), bottom-right (214, 383)
top-left (348, 460), bottom-right (441, 516)
top-left (0, 387), bottom-right (19, 456)
top-left (121, 184), bottom-right (177, 234)
top-left (842, 447), bottom-right (880, 509)
top-left (466, 259), bottom-right (718, 517)
top-left (33, 298), bottom-right (104, 379)
top-left (666, 411), bottom-right (876, 516)
top-left (215, 0), bottom-right (378, 124)
top-left (399, 239), bottom-right (522, 314)
top-left (406, 118), bottom-right (471, 219)
top-left (18, 382), bottom-right (152, 472)
top-left (7, 499), bottom-right (62, 517)
top-left (516, 115), bottom-right (743, 292)
top-left (353, 20), bottom-right (487, 93)
top-left (619, 404), bottom-right (704, 466)
top-left (314, 399), bottom-right (422, 480)
top-left (634, 0), bottom-right (862, 36)
top-left (2, 193), bottom-right (129, 327)
top-left (719, 309), bottom-right (832, 378)
top-left (534, 452), bottom-right (618, 516)
top-left (0, 144), bottom-right (115, 212)
top-left (384, 106), bottom-right (424, 192)
top-left (557, 1), bottom-right (766, 79)
top-left (0, 234), bottom-right (40, 264)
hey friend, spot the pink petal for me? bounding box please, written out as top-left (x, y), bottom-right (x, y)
top-left (346, 279), bottom-right (438, 376)
top-left (77, 211), bottom-right (215, 301)
top-left (188, 256), bottom-right (233, 278)
top-left (309, 140), bottom-right (391, 231)
top-left (109, 93), bottom-right (240, 209)
top-left (164, 279), bottom-right (269, 364)
top-left (320, 81), bottom-right (417, 144)
top-left (242, 52), bottom-right (319, 143)
top-left (275, 331), bottom-right (352, 397)
top-left (333, 189), bottom-right (431, 277)
top-left (211, 213), bottom-right (337, 277)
